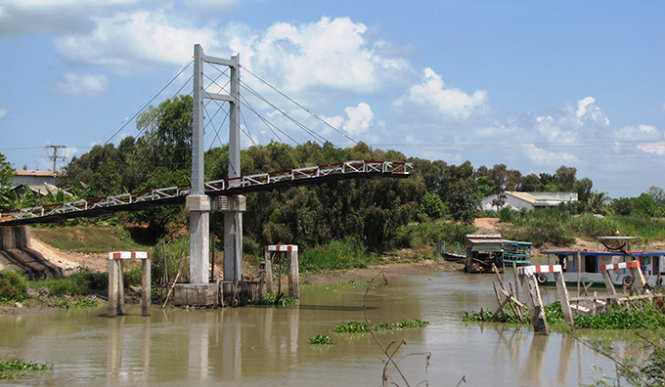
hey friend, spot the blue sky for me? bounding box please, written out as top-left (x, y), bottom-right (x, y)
top-left (0, 0), bottom-right (663, 197)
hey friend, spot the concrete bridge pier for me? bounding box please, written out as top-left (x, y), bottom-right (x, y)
top-left (220, 195), bottom-right (245, 282)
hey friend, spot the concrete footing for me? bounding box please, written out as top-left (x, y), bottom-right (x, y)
top-left (0, 226), bottom-right (31, 249)
top-left (174, 283), bottom-right (218, 306)
top-left (173, 281), bottom-right (261, 307)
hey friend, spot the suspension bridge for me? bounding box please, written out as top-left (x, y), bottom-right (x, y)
top-left (1, 44), bottom-right (412, 304)
top-left (0, 160), bottom-right (410, 225)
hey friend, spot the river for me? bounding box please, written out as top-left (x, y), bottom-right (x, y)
top-left (0, 269), bottom-right (623, 386)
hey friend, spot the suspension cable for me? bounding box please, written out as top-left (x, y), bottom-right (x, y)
top-left (104, 60), bottom-right (194, 145)
top-left (240, 78), bottom-right (328, 144)
top-left (241, 65), bottom-right (358, 145)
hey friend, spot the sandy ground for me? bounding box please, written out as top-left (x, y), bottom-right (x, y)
top-left (29, 237), bottom-right (109, 274)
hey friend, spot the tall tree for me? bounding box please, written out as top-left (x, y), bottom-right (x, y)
top-left (554, 166), bottom-right (577, 191)
top-left (0, 152), bottom-right (15, 210)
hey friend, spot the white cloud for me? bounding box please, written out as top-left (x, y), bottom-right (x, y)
top-left (53, 73), bottom-right (109, 96)
top-left (576, 96), bottom-right (595, 118)
top-left (0, 0), bottom-right (139, 35)
top-left (245, 17), bottom-right (407, 93)
top-left (0, 107), bottom-right (7, 118)
top-left (321, 102), bottom-right (374, 138)
top-left (574, 96), bottom-right (610, 126)
top-left (342, 103), bottom-right (374, 135)
top-left (637, 142), bottom-right (665, 155)
top-left (396, 67), bottom-right (487, 118)
top-left (55, 11), bottom-right (220, 73)
top-left (613, 124), bottom-right (660, 141)
top-left (523, 143), bottom-right (577, 165)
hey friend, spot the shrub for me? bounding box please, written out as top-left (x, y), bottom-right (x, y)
top-left (0, 270), bottom-right (28, 298)
top-left (150, 237), bottom-right (190, 284)
top-left (30, 270), bottom-right (107, 297)
top-left (299, 237), bottom-right (375, 272)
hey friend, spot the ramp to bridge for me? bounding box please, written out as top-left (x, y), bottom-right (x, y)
top-left (0, 226), bottom-right (63, 279)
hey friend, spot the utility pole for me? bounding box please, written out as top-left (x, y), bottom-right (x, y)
top-left (45, 145), bottom-right (67, 172)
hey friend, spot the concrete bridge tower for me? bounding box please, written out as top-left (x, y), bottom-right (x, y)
top-left (179, 44), bottom-right (244, 304)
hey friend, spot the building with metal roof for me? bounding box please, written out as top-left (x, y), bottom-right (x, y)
top-left (481, 191), bottom-right (578, 211)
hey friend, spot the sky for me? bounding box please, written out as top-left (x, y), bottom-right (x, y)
top-left (0, 0), bottom-right (663, 198)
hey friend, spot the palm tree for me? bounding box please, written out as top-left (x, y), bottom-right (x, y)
top-left (588, 191), bottom-right (610, 215)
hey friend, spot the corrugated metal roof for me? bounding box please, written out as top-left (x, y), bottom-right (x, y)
top-left (14, 170), bottom-right (58, 177)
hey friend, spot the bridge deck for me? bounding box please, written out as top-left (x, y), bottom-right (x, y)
top-left (0, 161), bottom-right (411, 226)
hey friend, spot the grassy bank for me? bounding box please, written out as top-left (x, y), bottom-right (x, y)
top-left (498, 209), bottom-right (665, 247)
top-left (33, 225), bottom-right (148, 253)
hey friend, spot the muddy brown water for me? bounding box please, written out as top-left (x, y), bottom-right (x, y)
top-left (1, 270), bottom-right (624, 386)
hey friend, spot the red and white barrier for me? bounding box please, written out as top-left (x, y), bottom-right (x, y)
top-left (109, 251), bottom-right (150, 260)
top-left (600, 260), bottom-right (640, 271)
top-left (517, 264), bottom-right (562, 277)
top-left (265, 245), bottom-right (298, 252)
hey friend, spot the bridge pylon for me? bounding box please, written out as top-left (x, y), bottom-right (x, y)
top-left (185, 44), bottom-right (243, 297)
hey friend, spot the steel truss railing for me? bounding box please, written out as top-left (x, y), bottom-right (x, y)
top-left (1, 161), bottom-right (411, 224)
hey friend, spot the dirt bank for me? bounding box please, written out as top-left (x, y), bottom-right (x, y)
top-left (302, 259), bottom-right (463, 283)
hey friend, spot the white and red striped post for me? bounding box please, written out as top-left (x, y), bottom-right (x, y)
top-left (264, 245), bottom-right (300, 298)
top-left (108, 251), bottom-right (151, 317)
top-left (600, 260), bottom-right (647, 294)
top-left (517, 264), bottom-right (574, 332)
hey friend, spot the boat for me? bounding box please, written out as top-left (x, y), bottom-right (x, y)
top-left (438, 240), bottom-right (466, 263)
top-left (439, 235), bottom-right (533, 272)
top-left (539, 236), bottom-right (665, 287)
top-left (502, 240), bottom-right (532, 267)
top-left (463, 234), bottom-right (505, 273)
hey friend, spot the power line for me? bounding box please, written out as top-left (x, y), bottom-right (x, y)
top-left (44, 145), bottom-right (67, 172)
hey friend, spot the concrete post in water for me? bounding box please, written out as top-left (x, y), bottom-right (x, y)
top-left (142, 258), bottom-right (151, 316)
top-left (108, 259), bottom-right (118, 317)
top-left (264, 248), bottom-right (274, 294)
top-left (517, 265), bottom-right (550, 335)
top-left (108, 251), bottom-right (150, 317)
top-left (601, 270), bottom-right (617, 296)
top-left (187, 195), bottom-right (211, 283)
top-left (628, 261), bottom-right (648, 293)
top-left (265, 245), bottom-right (299, 298)
top-left (554, 270), bottom-right (574, 328)
top-left (117, 260), bottom-right (126, 315)
top-left (222, 196), bottom-right (245, 282)
top-left (287, 248), bottom-right (300, 299)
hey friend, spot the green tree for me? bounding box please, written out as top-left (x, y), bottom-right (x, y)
top-left (574, 177), bottom-right (593, 203)
top-left (418, 192), bottom-right (447, 219)
top-left (588, 191), bottom-right (610, 215)
top-left (0, 152), bottom-right (15, 210)
top-left (554, 166), bottom-right (577, 191)
top-left (519, 174), bottom-right (542, 192)
top-left (647, 186), bottom-right (665, 206)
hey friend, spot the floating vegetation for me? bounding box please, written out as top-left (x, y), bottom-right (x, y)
top-left (255, 291), bottom-right (297, 306)
top-left (308, 335), bottom-right (333, 345)
top-left (0, 360), bottom-right (53, 380)
top-left (333, 318), bottom-right (429, 334)
top-left (463, 301), bottom-right (665, 330)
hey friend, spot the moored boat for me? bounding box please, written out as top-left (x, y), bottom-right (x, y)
top-left (539, 236), bottom-right (665, 287)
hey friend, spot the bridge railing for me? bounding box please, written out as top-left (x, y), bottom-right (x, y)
top-left (0, 161), bottom-right (412, 223)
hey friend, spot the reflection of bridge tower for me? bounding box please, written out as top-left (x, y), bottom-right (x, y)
top-left (187, 44), bottom-right (244, 287)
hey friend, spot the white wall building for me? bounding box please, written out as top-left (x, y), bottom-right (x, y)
top-left (481, 191), bottom-right (578, 211)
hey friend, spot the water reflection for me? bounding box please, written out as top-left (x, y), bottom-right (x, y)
top-left (0, 272), bottom-right (628, 386)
